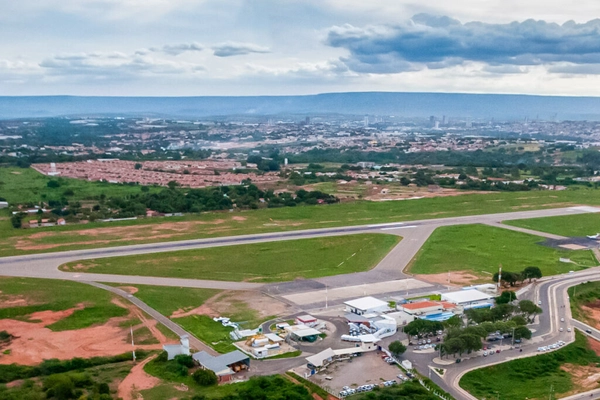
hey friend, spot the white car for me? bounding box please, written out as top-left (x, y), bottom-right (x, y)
top-left (560, 327), bottom-right (564, 332)
top-left (560, 318), bottom-right (564, 322)
top-left (567, 327), bottom-right (572, 332)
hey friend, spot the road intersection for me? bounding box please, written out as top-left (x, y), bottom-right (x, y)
top-left (2, 205), bottom-right (600, 399)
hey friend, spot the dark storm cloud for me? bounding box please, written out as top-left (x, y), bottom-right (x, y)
top-left (326, 14), bottom-right (600, 73)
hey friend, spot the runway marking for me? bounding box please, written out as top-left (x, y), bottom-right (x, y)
top-left (381, 225), bottom-right (417, 231)
top-left (369, 222), bottom-right (404, 227)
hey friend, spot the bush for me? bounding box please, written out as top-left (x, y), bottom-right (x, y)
top-left (47, 180), bottom-right (60, 188)
top-left (174, 354), bottom-right (195, 368)
top-left (192, 369), bottom-right (218, 386)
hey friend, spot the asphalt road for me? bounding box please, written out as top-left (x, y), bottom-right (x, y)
top-left (438, 268), bottom-right (600, 400)
top-left (0, 206), bottom-right (594, 292)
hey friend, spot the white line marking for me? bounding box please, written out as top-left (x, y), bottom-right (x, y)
top-left (381, 225), bottom-right (417, 231)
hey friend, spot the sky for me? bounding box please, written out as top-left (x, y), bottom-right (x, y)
top-left (2, 0), bottom-right (600, 96)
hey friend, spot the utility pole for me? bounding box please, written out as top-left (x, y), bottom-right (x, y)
top-left (511, 327), bottom-right (515, 348)
top-left (131, 325), bottom-right (136, 363)
top-left (498, 264), bottom-right (502, 290)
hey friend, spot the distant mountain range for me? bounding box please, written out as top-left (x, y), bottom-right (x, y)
top-left (1, 92), bottom-right (600, 120)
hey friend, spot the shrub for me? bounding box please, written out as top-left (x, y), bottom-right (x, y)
top-left (174, 354), bottom-right (195, 368)
top-left (192, 369), bottom-right (218, 386)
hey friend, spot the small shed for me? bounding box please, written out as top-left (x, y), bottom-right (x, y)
top-left (306, 348), bottom-right (336, 369)
top-left (193, 350), bottom-right (250, 382)
top-left (163, 336), bottom-right (190, 360)
top-left (344, 296), bottom-right (389, 315)
top-left (295, 315), bottom-right (317, 327)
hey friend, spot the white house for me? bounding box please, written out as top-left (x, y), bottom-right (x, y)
top-left (163, 335), bottom-right (190, 360)
top-left (442, 290), bottom-right (494, 309)
top-left (344, 296), bottom-right (389, 315)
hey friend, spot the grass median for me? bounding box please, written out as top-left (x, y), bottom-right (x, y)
top-left (63, 234), bottom-right (400, 282)
top-left (460, 331), bottom-right (600, 399)
top-left (408, 224), bottom-right (597, 280)
top-left (0, 277), bottom-right (128, 331)
top-left (568, 281), bottom-right (600, 328)
top-left (506, 212), bottom-right (600, 237)
top-left (4, 186), bottom-right (600, 257)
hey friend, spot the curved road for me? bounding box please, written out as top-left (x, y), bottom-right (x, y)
top-left (438, 268), bottom-right (600, 400)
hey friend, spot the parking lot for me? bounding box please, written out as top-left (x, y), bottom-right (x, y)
top-left (309, 351), bottom-right (402, 393)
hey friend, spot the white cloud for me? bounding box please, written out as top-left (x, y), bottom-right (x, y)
top-left (212, 42), bottom-right (271, 57)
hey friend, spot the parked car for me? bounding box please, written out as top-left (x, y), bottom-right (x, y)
top-left (483, 351), bottom-right (488, 356)
top-left (455, 358), bottom-right (461, 363)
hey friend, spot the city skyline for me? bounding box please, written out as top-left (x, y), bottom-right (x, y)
top-left (2, 0), bottom-right (600, 96)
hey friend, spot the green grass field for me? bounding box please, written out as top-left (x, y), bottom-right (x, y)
top-left (0, 166), bottom-right (160, 204)
top-left (460, 331), bottom-right (600, 399)
top-left (111, 284), bottom-right (271, 352)
top-left (0, 277), bottom-right (128, 330)
top-left (568, 281), bottom-right (600, 325)
top-left (408, 224), bottom-right (597, 279)
top-left (3, 184), bottom-right (600, 257)
top-left (506, 212), bottom-right (600, 237)
top-left (65, 234), bottom-right (400, 282)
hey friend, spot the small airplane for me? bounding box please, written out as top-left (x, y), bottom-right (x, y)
top-left (587, 233), bottom-right (600, 239)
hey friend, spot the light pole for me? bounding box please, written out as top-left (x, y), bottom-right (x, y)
top-left (511, 327), bottom-right (515, 348)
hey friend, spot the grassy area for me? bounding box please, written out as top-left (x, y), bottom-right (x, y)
top-left (176, 315), bottom-right (237, 353)
top-left (0, 277), bottom-right (128, 330)
top-left (409, 224), bottom-right (598, 278)
top-left (506, 212), bottom-right (600, 237)
top-left (115, 284), bottom-right (219, 317)
top-left (143, 357), bottom-right (309, 399)
top-left (568, 281), bottom-right (600, 325)
top-left (3, 187), bottom-right (600, 257)
top-left (65, 234), bottom-right (400, 282)
top-left (460, 331), bottom-right (600, 399)
top-left (0, 166), bottom-right (160, 204)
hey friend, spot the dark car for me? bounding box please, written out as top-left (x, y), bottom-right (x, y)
top-left (586, 329), bottom-right (593, 334)
top-left (455, 358), bottom-right (461, 363)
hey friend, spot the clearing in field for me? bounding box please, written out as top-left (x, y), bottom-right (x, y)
top-left (568, 281), bottom-right (600, 330)
top-left (408, 224), bottom-right (598, 283)
top-left (505, 212), bottom-right (600, 237)
top-left (63, 234), bottom-right (401, 282)
top-left (4, 188), bottom-right (600, 257)
top-left (460, 331), bottom-right (600, 399)
top-left (0, 278), bottom-right (167, 364)
top-left (112, 284), bottom-right (292, 354)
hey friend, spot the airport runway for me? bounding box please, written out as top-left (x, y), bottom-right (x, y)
top-left (0, 206), bottom-right (597, 294)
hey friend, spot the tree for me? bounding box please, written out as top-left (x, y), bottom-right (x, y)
top-left (404, 319), bottom-right (444, 338)
top-left (519, 300), bottom-right (542, 322)
top-left (389, 340), bottom-right (407, 357)
top-left (47, 180), bottom-right (60, 188)
top-left (134, 163), bottom-right (143, 170)
top-left (495, 291), bottom-right (517, 304)
top-left (491, 304), bottom-right (516, 321)
top-left (514, 326), bottom-right (532, 340)
top-left (167, 180), bottom-right (180, 190)
top-left (510, 315), bottom-right (528, 326)
top-left (193, 369), bottom-right (218, 386)
top-left (521, 266), bottom-right (542, 282)
top-left (443, 315), bottom-right (463, 330)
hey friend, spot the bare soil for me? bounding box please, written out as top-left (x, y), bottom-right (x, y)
top-left (117, 354), bottom-right (160, 400)
top-left (414, 270), bottom-right (483, 287)
top-left (559, 363), bottom-right (600, 396)
top-left (581, 303), bottom-right (600, 331)
top-left (0, 303), bottom-right (164, 365)
top-left (0, 293), bottom-right (33, 309)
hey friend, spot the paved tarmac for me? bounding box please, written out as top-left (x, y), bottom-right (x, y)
top-left (0, 206), bottom-right (595, 294)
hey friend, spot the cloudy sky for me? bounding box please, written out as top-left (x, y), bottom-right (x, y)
top-left (2, 0), bottom-right (600, 96)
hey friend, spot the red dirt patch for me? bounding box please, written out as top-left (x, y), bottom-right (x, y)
top-left (171, 304), bottom-right (217, 319)
top-left (117, 354), bottom-right (160, 400)
top-left (0, 302), bottom-right (163, 365)
top-left (581, 305), bottom-right (600, 331)
top-left (0, 294), bottom-right (33, 309)
top-left (117, 286), bottom-right (139, 295)
top-left (231, 216), bottom-right (247, 221)
top-left (588, 337), bottom-right (600, 356)
top-left (414, 270), bottom-right (483, 287)
top-left (559, 363), bottom-right (600, 396)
